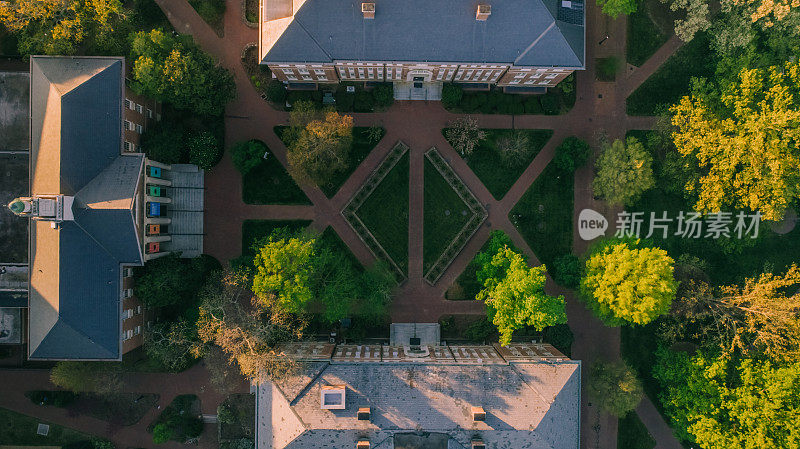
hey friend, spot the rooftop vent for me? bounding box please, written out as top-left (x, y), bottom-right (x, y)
top-left (321, 385), bottom-right (346, 410)
top-left (471, 437), bottom-right (486, 449)
top-left (476, 4), bottom-right (491, 20)
top-left (471, 406), bottom-right (486, 422)
top-left (357, 441), bottom-right (370, 449)
top-left (362, 2), bottom-right (375, 19)
top-left (358, 407), bottom-right (371, 421)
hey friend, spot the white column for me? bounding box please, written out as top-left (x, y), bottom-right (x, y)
top-left (145, 235), bottom-right (172, 244)
top-left (146, 177), bottom-right (172, 186)
top-left (146, 159), bottom-right (172, 170)
top-left (145, 217), bottom-right (171, 225)
top-left (146, 196), bottom-right (171, 204)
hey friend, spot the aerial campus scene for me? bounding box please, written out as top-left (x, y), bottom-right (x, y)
top-left (0, 0), bottom-right (799, 448)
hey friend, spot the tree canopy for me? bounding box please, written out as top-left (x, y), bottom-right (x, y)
top-left (444, 116), bottom-right (487, 157)
top-left (587, 360), bottom-right (643, 416)
top-left (670, 62), bottom-right (800, 221)
top-left (50, 362), bottom-right (121, 396)
top-left (134, 254), bottom-right (220, 309)
top-left (580, 241), bottom-right (677, 326)
top-left (593, 137), bottom-right (655, 206)
top-left (130, 29), bottom-right (235, 116)
top-left (251, 233), bottom-right (316, 314)
top-left (654, 348), bottom-right (800, 449)
top-left (476, 232), bottom-right (567, 345)
top-left (231, 140), bottom-right (268, 175)
top-left (596, 0), bottom-right (638, 18)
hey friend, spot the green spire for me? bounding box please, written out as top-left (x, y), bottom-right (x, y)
top-left (8, 200), bottom-right (25, 214)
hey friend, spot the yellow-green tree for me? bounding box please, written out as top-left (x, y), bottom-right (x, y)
top-left (580, 241), bottom-right (676, 326)
top-left (593, 137), bottom-right (655, 206)
top-left (286, 105), bottom-right (354, 187)
top-left (251, 233), bottom-right (316, 314)
top-left (670, 62), bottom-right (800, 221)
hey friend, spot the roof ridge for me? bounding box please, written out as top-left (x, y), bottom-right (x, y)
top-left (288, 361), bottom-right (331, 406)
top-left (69, 217), bottom-right (125, 263)
top-left (514, 21), bottom-right (556, 66)
top-left (293, 17), bottom-right (334, 61)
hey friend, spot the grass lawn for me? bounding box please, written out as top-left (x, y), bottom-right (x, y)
top-left (0, 407), bottom-right (101, 446)
top-left (319, 226), bottom-right (363, 272)
top-left (355, 152), bottom-right (409, 274)
top-left (275, 126), bottom-right (385, 198)
top-left (510, 163), bottom-right (574, 268)
top-left (445, 129), bottom-right (553, 199)
top-left (25, 391), bottom-right (158, 426)
top-left (423, 159), bottom-right (473, 274)
top-left (242, 145), bottom-right (310, 205)
top-left (627, 32), bottom-right (716, 116)
top-left (218, 394), bottom-right (255, 441)
top-left (240, 219), bottom-right (312, 262)
top-left (188, 0), bottom-right (225, 36)
top-left (626, 0), bottom-right (671, 66)
top-left (618, 411), bottom-right (657, 449)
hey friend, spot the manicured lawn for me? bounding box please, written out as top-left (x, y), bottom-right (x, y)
top-left (319, 226), bottom-right (363, 272)
top-left (218, 394), bottom-right (255, 441)
top-left (423, 159), bottom-right (473, 274)
top-left (626, 0), bottom-right (670, 66)
top-left (242, 145), bottom-right (310, 205)
top-left (627, 32), bottom-right (716, 115)
top-left (25, 391), bottom-right (158, 426)
top-left (510, 163), bottom-right (574, 268)
top-left (0, 407), bottom-right (101, 446)
top-left (188, 0), bottom-right (225, 36)
top-left (149, 394), bottom-right (203, 443)
top-left (618, 411), bottom-right (657, 449)
top-left (355, 152), bottom-right (409, 273)
top-left (445, 129), bottom-right (553, 199)
top-left (275, 126), bottom-right (385, 198)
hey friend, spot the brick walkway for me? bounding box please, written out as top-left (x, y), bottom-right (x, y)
top-left (0, 2), bottom-right (688, 449)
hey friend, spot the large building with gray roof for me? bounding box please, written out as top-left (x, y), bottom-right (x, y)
top-left (6, 56), bottom-right (204, 360)
top-left (257, 342), bottom-right (580, 449)
top-left (259, 0), bottom-right (585, 99)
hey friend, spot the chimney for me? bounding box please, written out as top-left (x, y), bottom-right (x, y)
top-left (476, 4), bottom-right (491, 20)
top-left (471, 437), bottom-right (486, 449)
top-left (357, 441), bottom-right (370, 449)
top-left (357, 407), bottom-right (371, 421)
top-left (471, 406), bottom-right (486, 422)
top-left (362, 2), bottom-right (375, 19)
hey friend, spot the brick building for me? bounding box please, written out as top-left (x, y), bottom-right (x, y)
top-left (6, 56), bottom-right (203, 360)
top-left (259, 0), bottom-right (585, 99)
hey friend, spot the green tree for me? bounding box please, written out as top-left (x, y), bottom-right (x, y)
top-left (496, 131), bottom-right (531, 168)
top-left (134, 254), bottom-right (218, 308)
top-left (580, 241), bottom-right (677, 326)
top-left (286, 108), bottom-right (354, 187)
top-left (477, 245), bottom-right (567, 346)
top-left (231, 140), bottom-right (267, 175)
top-left (354, 262), bottom-right (396, 322)
top-left (187, 130), bottom-right (223, 169)
top-left (251, 233), bottom-right (316, 314)
top-left (654, 348), bottom-right (800, 448)
top-left (152, 423), bottom-right (172, 444)
top-left (596, 0), bottom-right (637, 17)
top-left (670, 63), bottom-right (800, 221)
top-left (144, 320), bottom-right (197, 372)
top-left (141, 123), bottom-right (187, 164)
top-left (588, 360), bottom-right (643, 416)
top-left (553, 136), bottom-right (590, 172)
top-left (130, 29), bottom-right (235, 116)
top-left (313, 244), bottom-right (360, 323)
top-left (593, 137), bottom-right (654, 206)
top-left (50, 362), bottom-right (121, 396)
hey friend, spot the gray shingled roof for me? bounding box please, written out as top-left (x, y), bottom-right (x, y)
top-left (261, 0), bottom-right (585, 67)
top-left (27, 56), bottom-right (143, 361)
top-left (258, 361), bottom-right (581, 449)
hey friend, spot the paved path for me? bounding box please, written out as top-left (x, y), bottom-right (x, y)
top-left (0, 2), bottom-right (687, 449)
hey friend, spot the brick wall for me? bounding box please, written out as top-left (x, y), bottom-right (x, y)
top-left (123, 86), bottom-right (162, 153)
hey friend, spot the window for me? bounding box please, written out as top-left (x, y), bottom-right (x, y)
top-left (314, 69), bottom-right (326, 76)
top-left (123, 288), bottom-right (133, 298)
top-left (124, 141), bottom-right (135, 152)
top-left (298, 68), bottom-right (309, 74)
top-left (134, 326), bottom-right (142, 335)
top-left (123, 268), bottom-right (133, 277)
top-left (514, 72), bottom-right (525, 78)
top-left (358, 68), bottom-right (365, 78)
top-left (287, 75), bottom-right (297, 81)
top-left (136, 104), bottom-right (143, 114)
top-left (126, 329), bottom-right (134, 339)
top-left (318, 74), bottom-right (328, 81)
top-left (367, 67), bottom-right (374, 79)
top-left (302, 75), bottom-right (312, 80)
top-left (146, 108), bottom-right (153, 119)
top-left (135, 124), bottom-right (143, 134)
top-left (124, 120), bottom-right (132, 131)
top-left (122, 309), bottom-right (133, 319)
top-left (546, 74), bottom-right (558, 79)
top-left (156, 113), bottom-right (162, 121)
top-left (282, 68), bottom-right (294, 75)
top-left (436, 70), bottom-right (444, 80)
top-left (125, 99), bottom-right (133, 109)
top-left (348, 67), bottom-right (356, 78)
top-left (137, 305), bottom-right (142, 314)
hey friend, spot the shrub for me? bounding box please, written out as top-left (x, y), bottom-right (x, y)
top-left (265, 79), bottom-right (286, 103)
top-left (334, 89), bottom-right (355, 111)
top-left (354, 89), bottom-right (374, 112)
top-left (141, 123), bottom-right (186, 164)
top-left (550, 253), bottom-right (581, 288)
top-left (26, 390), bottom-right (77, 407)
top-left (152, 423), bottom-right (172, 444)
top-left (232, 140), bottom-right (267, 175)
top-left (553, 136), bottom-right (591, 172)
top-left (372, 83), bottom-right (394, 108)
top-left (541, 92), bottom-right (560, 115)
top-left (542, 324), bottom-right (574, 356)
top-left (524, 96), bottom-right (544, 113)
top-left (464, 318), bottom-right (495, 342)
top-left (187, 130), bottom-right (223, 169)
top-left (442, 83), bottom-right (464, 109)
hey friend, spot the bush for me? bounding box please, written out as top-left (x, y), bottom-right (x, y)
top-left (464, 318), bottom-right (495, 342)
top-left (551, 253), bottom-right (581, 288)
top-left (232, 140), bottom-right (267, 175)
top-left (265, 79), bottom-right (286, 103)
top-left (354, 89), bottom-right (374, 112)
top-left (187, 130), bottom-right (223, 169)
top-left (26, 390), bottom-right (77, 407)
top-left (442, 83), bottom-right (464, 109)
top-left (553, 136), bottom-right (590, 172)
top-left (524, 96), bottom-right (544, 113)
top-left (141, 123), bottom-right (186, 164)
top-left (152, 423), bottom-right (172, 444)
top-left (372, 83), bottom-right (394, 108)
top-left (540, 92), bottom-right (560, 115)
